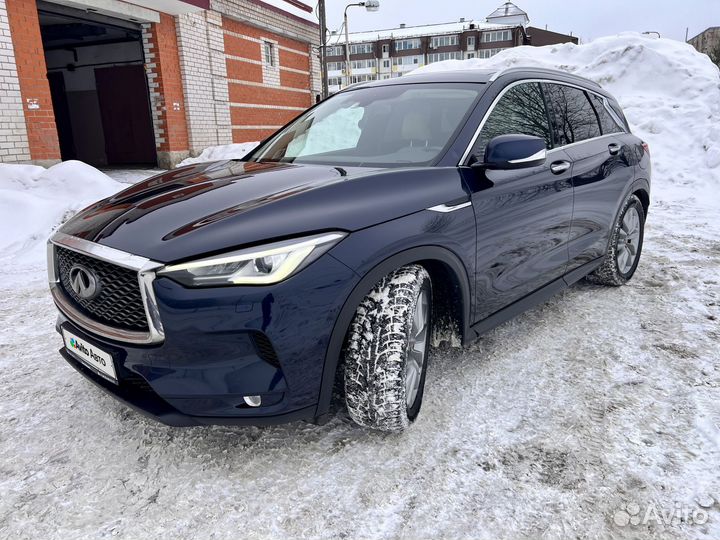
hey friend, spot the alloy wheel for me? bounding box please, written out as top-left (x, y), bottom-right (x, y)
top-left (405, 287), bottom-right (429, 408)
top-left (617, 206), bottom-right (641, 274)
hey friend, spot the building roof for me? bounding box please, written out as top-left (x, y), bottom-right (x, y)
top-left (329, 19), bottom-right (515, 45)
top-left (486, 2), bottom-right (528, 20)
top-left (688, 26), bottom-right (720, 42)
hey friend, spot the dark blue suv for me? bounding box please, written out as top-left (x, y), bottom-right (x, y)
top-left (48, 67), bottom-right (650, 431)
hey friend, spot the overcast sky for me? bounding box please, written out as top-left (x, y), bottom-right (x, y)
top-left (264, 0), bottom-right (717, 43)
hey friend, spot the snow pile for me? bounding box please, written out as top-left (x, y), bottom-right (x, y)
top-left (0, 161), bottom-right (125, 269)
top-left (177, 142), bottom-right (258, 167)
top-left (412, 33), bottom-right (720, 205)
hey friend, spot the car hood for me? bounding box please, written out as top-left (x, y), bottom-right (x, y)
top-left (59, 160), bottom-right (469, 263)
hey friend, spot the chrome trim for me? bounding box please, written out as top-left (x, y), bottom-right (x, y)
top-left (48, 232), bottom-right (165, 345)
top-left (47, 240), bottom-right (58, 285)
top-left (458, 78), bottom-right (629, 166)
top-left (427, 201), bottom-right (472, 213)
top-left (508, 148), bottom-right (546, 164)
top-left (50, 232), bottom-right (151, 271)
top-left (550, 161), bottom-right (571, 174)
top-left (545, 133), bottom-right (618, 155)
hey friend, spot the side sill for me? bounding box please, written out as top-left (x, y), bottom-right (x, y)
top-left (464, 257), bottom-right (605, 345)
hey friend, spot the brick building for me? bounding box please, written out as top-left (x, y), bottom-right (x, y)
top-left (0, 0), bottom-right (320, 168)
top-left (326, 1), bottom-right (577, 93)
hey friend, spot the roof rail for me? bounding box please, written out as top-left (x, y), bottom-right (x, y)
top-left (488, 66), bottom-right (601, 88)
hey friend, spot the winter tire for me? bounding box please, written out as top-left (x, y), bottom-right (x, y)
top-left (587, 193), bottom-right (645, 286)
top-left (343, 264), bottom-right (432, 432)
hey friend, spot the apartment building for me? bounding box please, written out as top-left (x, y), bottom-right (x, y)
top-left (325, 1), bottom-right (577, 92)
top-left (0, 0), bottom-right (320, 168)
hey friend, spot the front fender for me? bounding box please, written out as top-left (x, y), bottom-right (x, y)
top-left (315, 208), bottom-right (476, 420)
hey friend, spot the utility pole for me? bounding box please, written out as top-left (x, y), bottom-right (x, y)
top-left (318, 0), bottom-right (329, 99)
top-left (344, 7), bottom-right (352, 88)
top-left (342, 2), bottom-right (379, 90)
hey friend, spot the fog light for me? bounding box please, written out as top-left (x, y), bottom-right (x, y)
top-left (243, 395), bottom-right (262, 407)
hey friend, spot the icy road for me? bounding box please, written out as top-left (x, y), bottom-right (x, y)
top-left (0, 34), bottom-right (719, 539)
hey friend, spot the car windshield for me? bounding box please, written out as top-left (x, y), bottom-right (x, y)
top-left (248, 83), bottom-right (482, 167)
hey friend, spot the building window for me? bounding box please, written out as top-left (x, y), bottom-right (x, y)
top-left (467, 53), bottom-right (475, 59)
top-left (326, 45), bottom-right (344, 56)
top-left (383, 59), bottom-right (390, 68)
top-left (478, 48), bottom-right (507, 58)
top-left (263, 41), bottom-right (275, 66)
top-left (467, 36), bottom-right (476, 48)
top-left (327, 61), bottom-right (345, 71)
top-left (427, 51), bottom-right (462, 63)
top-left (349, 43), bottom-right (373, 55)
top-left (482, 30), bottom-right (511, 43)
top-left (350, 59), bottom-right (376, 70)
top-left (328, 77), bottom-right (342, 86)
top-left (350, 74), bottom-right (377, 84)
top-left (395, 38), bottom-right (421, 51)
top-left (430, 35), bottom-right (459, 48)
top-left (392, 55), bottom-right (423, 66)
top-left (382, 44), bottom-right (389, 53)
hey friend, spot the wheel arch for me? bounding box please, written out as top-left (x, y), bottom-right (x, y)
top-left (632, 185), bottom-right (650, 217)
top-left (601, 178), bottom-right (649, 257)
top-left (314, 245), bottom-right (472, 421)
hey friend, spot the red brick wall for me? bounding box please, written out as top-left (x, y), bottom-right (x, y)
top-left (6, 0), bottom-right (60, 161)
top-left (222, 16), bottom-right (312, 143)
top-left (145, 13), bottom-right (189, 153)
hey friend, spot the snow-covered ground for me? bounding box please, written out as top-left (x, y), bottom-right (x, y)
top-left (0, 34), bottom-right (719, 539)
top-left (176, 142), bottom-right (258, 167)
top-left (102, 168), bottom-right (165, 185)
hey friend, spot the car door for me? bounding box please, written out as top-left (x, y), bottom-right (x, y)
top-left (464, 81), bottom-right (574, 321)
top-left (542, 83), bottom-right (635, 271)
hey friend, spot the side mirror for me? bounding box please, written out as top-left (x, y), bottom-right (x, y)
top-left (471, 134), bottom-right (547, 170)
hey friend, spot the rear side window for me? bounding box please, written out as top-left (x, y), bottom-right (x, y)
top-left (472, 82), bottom-right (553, 158)
top-left (543, 83), bottom-right (601, 145)
top-left (607, 100), bottom-right (630, 131)
top-left (589, 94), bottom-right (624, 134)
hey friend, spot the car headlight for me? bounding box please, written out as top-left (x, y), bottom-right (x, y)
top-left (159, 232), bottom-right (346, 287)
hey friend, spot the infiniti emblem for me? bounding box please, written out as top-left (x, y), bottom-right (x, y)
top-left (68, 265), bottom-right (101, 300)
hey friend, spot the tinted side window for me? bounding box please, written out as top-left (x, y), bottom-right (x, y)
top-left (607, 100), bottom-right (630, 131)
top-left (544, 84), bottom-right (601, 145)
top-left (589, 94), bottom-right (624, 134)
top-left (473, 82), bottom-right (552, 158)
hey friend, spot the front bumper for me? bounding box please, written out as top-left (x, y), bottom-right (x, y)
top-left (53, 254), bottom-right (358, 426)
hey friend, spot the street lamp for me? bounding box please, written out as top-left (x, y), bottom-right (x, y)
top-left (344, 1), bottom-right (380, 88)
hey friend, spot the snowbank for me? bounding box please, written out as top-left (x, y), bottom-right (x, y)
top-left (412, 33), bottom-right (720, 205)
top-left (177, 142), bottom-right (258, 167)
top-left (0, 161), bottom-right (125, 269)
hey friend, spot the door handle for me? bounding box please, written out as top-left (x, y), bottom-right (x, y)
top-left (608, 143), bottom-right (621, 155)
top-left (550, 160), bottom-right (571, 175)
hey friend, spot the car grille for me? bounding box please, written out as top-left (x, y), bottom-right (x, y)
top-left (55, 246), bottom-right (149, 332)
